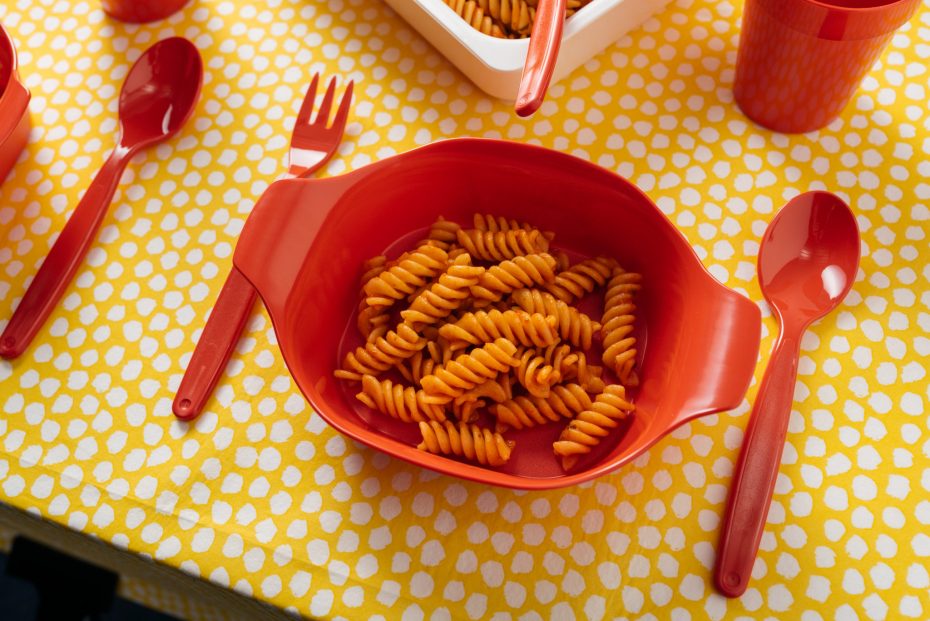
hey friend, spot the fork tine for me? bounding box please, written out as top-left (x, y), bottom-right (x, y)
top-left (314, 77), bottom-right (338, 127)
top-left (295, 73), bottom-right (320, 126)
top-left (330, 80), bottom-right (354, 133)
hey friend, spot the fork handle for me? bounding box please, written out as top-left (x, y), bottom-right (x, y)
top-left (173, 267), bottom-right (256, 421)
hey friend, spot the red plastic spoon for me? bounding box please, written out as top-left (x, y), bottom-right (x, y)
top-left (0, 38), bottom-right (202, 359)
top-left (515, 0), bottom-right (567, 117)
top-left (715, 191), bottom-right (860, 598)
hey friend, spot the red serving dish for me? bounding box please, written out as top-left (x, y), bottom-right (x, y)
top-left (233, 138), bottom-right (761, 489)
top-left (0, 23), bottom-right (30, 185)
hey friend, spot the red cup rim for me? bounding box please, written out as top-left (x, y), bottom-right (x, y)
top-left (752, 0), bottom-right (921, 40)
top-left (803, 0), bottom-right (917, 12)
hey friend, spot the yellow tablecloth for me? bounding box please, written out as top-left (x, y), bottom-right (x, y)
top-left (1, 0), bottom-right (928, 619)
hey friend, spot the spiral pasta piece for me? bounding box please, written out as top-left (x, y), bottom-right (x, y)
top-left (443, 0), bottom-right (506, 37)
top-left (334, 323), bottom-right (426, 381)
top-left (439, 309), bottom-right (559, 350)
top-left (396, 340), bottom-right (443, 386)
top-left (455, 228), bottom-right (549, 262)
top-left (454, 375), bottom-right (512, 406)
top-left (417, 420), bottom-right (514, 466)
top-left (601, 269), bottom-right (643, 386)
top-left (450, 375), bottom-right (512, 424)
top-left (420, 215), bottom-right (462, 251)
top-left (492, 383), bottom-right (593, 431)
top-left (561, 353), bottom-right (606, 393)
top-left (359, 255), bottom-right (388, 286)
top-left (401, 254), bottom-right (485, 326)
top-left (511, 289), bottom-right (601, 349)
top-left (544, 256), bottom-right (616, 303)
top-left (356, 300), bottom-right (392, 341)
top-left (470, 253), bottom-right (558, 302)
top-left (514, 348), bottom-right (561, 398)
top-left (473, 214), bottom-right (555, 240)
top-left (525, 0), bottom-right (592, 9)
top-left (480, 0), bottom-right (535, 36)
top-left (420, 338), bottom-right (519, 403)
top-left (453, 0), bottom-right (593, 38)
top-left (356, 375), bottom-right (447, 423)
top-left (473, 213), bottom-right (529, 232)
top-left (553, 384), bottom-right (634, 470)
top-left (356, 255), bottom-right (391, 339)
top-left (452, 399), bottom-right (484, 423)
top-left (363, 244), bottom-right (449, 308)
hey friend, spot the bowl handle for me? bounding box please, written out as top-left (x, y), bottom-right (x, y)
top-left (232, 178), bottom-right (339, 320)
top-left (675, 283), bottom-right (762, 423)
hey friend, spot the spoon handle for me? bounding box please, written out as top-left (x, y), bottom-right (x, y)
top-left (714, 327), bottom-right (802, 598)
top-left (514, 0), bottom-right (567, 117)
top-left (172, 267), bottom-right (256, 421)
top-left (0, 147), bottom-right (131, 359)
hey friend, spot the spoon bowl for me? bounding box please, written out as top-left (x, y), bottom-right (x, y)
top-left (715, 191), bottom-right (859, 597)
top-left (759, 192), bottom-right (860, 324)
top-left (118, 37), bottom-right (202, 149)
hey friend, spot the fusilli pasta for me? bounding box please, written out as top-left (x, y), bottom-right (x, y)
top-left (420, 338), bottom-right (520, 403)
top-left (356, 375), bottom-right (447, 423)
top-left (417, 420), bottom-right (515, 466)
top-left (443, 0), bottom-right (506, 37)
top-left (439, 309), bottom-right (559, 350)
top-left (544, 256), bottom-right (616, 303)
top-left (470, 253), bottom-right (558, 301)
top-left (473, 213), bottom-right (554, 241)
top-left (334, 323), bottom-right (426, 381)
top-left (510, 288), bottom-right (601, 349)
top-left (364, 244), bottom-right (449, 308)
top-left (513, 347), bottom-right (561, 398)
top-left (421, 215), bottom-right (462, 251)
top-left (455, 228), bottom-right (549, 262)
top-left (480, 0), bottom-right (534, 36)
top-left (492, 383), bottom-right (593, 430)
top-left (552, 384), bottom-right (634, 470)
top-left (336, 213), bottom-right (642, 472)
top-left (401, 254), bottom-right (485, 326)
top-left (601, 268), bottom-right (643, 386)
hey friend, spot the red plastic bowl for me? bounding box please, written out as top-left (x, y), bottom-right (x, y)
top-left (234, 139), bottom-right (761, 489)
top-left (0, 23), bottom-right (30, 185)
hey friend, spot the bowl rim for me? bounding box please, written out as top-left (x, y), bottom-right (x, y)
top-left (239, 137), bottom-right (759, 489)
top-left (0, 23), bottom-right (30, 150)
top-left (0, 22), bottom-right (16, 97)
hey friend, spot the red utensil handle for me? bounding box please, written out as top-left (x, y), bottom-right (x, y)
top-left (715, 327), bottom-right (802, 597)
top-left (514, 0), bottom-right (566, 117)
top-left (172, 267), bottom-right (256, 421)
top-left (0, 148), bottom-right (130, 359)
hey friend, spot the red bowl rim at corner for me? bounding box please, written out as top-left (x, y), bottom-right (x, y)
top-left (0, 22), bottom-right (30, 145)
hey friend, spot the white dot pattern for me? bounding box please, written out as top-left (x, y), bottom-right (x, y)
top-left (1, 0), bottom-right (929, 619)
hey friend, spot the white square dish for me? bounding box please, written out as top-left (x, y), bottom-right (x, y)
top-left (384, 0), bottom-right (672, 100)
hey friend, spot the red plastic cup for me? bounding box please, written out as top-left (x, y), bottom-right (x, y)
top-left (734, 0), bottom-right (922, 133)
top-left (101, 0), bottom-right (191, 23)
top-left (0, 23), bottom-right (31, 185)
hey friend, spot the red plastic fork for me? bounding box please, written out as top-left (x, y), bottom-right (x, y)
top-left (172, 74), bottom-right (354, 421)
